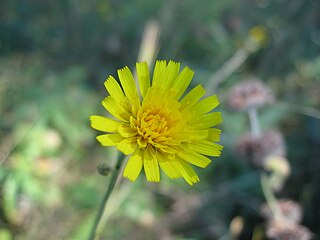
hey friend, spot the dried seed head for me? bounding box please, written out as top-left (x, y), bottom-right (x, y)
top-left (261, 199), bottom-right (303, 225)
top-left (266, 221), bottom-right (312, 240)
top-left (235, 130), bottom-right (285, 167)
top-left (227, 78), bottom-right (274, 111)
top-left (261, 199), bottom-right (312, 240)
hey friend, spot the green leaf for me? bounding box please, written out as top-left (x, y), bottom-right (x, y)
top-left (2, 177), bottom-right (19, 224)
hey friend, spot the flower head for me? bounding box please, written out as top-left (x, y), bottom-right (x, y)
top-left (227, 78), bottom-right (274, 111)
top-left (266, 221), bottom-right (312, 240)
top-left (90, 60), bottom-right (223, 185)
top-left (261, 199), bottom-right (313, 240)
top-left (235, 130), bottom-right (285, 167)
top-left (249, 26), bottom-right (268, 46)
top-left (261, 199), bottom-right (302, 225)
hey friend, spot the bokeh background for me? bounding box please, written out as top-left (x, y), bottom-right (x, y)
top-left (1, 0), bottom-right (320, 239)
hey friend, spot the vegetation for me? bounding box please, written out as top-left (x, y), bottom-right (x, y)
top-left (0, 0), bottom-right (319, 239)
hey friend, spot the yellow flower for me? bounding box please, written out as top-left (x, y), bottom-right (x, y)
top-left (90, 60), bottom-right (223, 185)
top-left (249, 26), bottom-right (268, 46)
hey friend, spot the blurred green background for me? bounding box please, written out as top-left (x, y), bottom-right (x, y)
top-left (0, 0), bottom-right (319, 239)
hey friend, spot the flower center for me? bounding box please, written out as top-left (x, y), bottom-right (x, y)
top-left (138, 114), bottom-right (168, 139)
top-left (131, 106), bottom-right (171, 148)
top-left (128, 85), bottom-right (189, 151)
top-left (129, 99), bottom-right (187, 151)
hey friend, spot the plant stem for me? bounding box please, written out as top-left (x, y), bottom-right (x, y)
top-left (248, 108), bottom-right (261, 137)
top-left (88, 152), bottom-right (125, 240)
top-left (260, 173), bottom-right (282, 220)
top-left (207, 48), bottom-right (249, 93)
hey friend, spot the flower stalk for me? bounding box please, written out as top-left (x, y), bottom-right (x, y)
top-left (260, 173), bottom-right (282, 221)
top-left (248, 107), bottom-right (260, 137)
top-left (88, 152), bottom-right (125, 240)
top-left (246, 107), bottom-right (282, 221)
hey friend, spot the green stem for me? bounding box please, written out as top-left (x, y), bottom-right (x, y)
top-left (248, 108), bottom-right (260, 137)
top-left (88, 152), bottom-right (126, 240)
top-left (260, 173), bottom-right (281, 220)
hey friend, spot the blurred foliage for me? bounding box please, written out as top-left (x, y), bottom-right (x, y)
top-left (0, 0), bottom-right (320, 239)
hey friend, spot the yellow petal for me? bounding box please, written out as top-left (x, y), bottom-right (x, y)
top-left (191, 95), bottom-right (220, 115)
top-left (118, 125), bottom-right (137, 138)
top-left (176, 129), bottom-right (209, 141)
top-left (137, 136), bottom-right (148, 148)
top-left (117, 137), bottom-right (137, 155)
top-left (158, 153), bottom-right (181, 179)
top-left (102, 96), bottom-right (131, 122)
top-left (208, 128), bottom-right (221, 142)
top-left (162, 60), bottom-right (180, 93)
top-left (136, 61), bottom-right (150, 98)
top-left (172, 67), bottom-right (194, 99)
top-left (176, 158), bottom-right (200, 185)
top-left (90, 115), bottom-right (122, 132)
top-left (143, 147), bottom-right (160, 182)
top-left (188, 140), bottom-right (223, 157)
top-left (96, 134), bottom-right (123, 146)
top-left (152, 60), bottom-right (167, 87)
top-left (176, 147), bottom-right (212, 168)
top-left (104, 77), bottom-right (131, 112)
top-left (123, 149), bottom-right (143, 181)
top-left (180, 84), bottom-right (206, 110)
top-left (189, 112), bottom-right (222, 129)
top-left (159, 161), bottom-right (182, 179)
top-left (117, 66), bottom-right (140, 105)
top-left (104, 76), bottom-right (125, 102)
